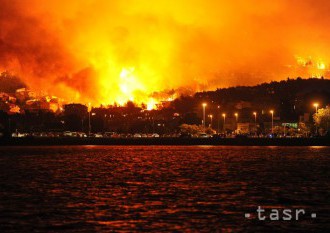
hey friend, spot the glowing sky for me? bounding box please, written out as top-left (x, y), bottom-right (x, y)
top-left (1, 0), bottom-right (330, 105)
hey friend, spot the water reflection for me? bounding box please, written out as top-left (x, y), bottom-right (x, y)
top-left (0, 146), bottom-right (329, 232)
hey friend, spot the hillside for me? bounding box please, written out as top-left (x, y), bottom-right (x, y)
top-left (0, 72), bottom-right (26, 93)
top-left (195, 77), bottom-right (330, 104)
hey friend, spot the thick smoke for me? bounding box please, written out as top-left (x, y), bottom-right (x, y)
top-left (1, 0), bottom-right (330, 104)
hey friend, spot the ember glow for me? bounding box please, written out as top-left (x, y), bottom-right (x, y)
top-left (1, 0), bottom-right (330, 106)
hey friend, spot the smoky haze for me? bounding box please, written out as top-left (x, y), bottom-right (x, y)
top-left (1, 0), bottom-right (330, 104)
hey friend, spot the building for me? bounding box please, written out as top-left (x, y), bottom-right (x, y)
top-left (236, 123), bottom-right (258, 134)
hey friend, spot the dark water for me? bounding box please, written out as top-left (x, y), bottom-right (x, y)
top-left (0, 146), bottom-right (329, 232)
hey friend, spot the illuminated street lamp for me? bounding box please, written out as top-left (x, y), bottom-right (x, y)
top-left (253, 112), bottom-right (257, 135)
top-left (209, 114), bottom-right (213, 128)
top-left (270, 110), bottom-right (274, 134)
top-left (222, 113), bottom-right (226, 132)
top-left (202, 103), bottom-right (207, 128)
top-left (217, 105), bottom-right (221, 133)
top-left (88, 103), bottom-right (91, 136)
top-left (313, 103), bottom-right (319, 135)
top-left (313, 103), bottom-right (319, 113)
top-left (234, 113), bottom-right (238, 122)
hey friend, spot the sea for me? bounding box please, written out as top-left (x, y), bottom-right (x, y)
top-left (0, 146), bottom-right (329, 232)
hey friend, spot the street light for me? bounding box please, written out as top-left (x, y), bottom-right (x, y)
top-left (313, 103), bottom-right (319, 113)
top-left (253, 112), bottom-right (257, 135)
top-left (217, 105), bottom-right (220, 133)
top-left (313, 103), bottom-right (319, 135)
top-left (253, 112), bottom-right (257, 124)
top-left (88, 103), bottom-right (91, 136)
top-left (222, 113), bottom-right (226, 132)
top-left (202, 103), bottom-right (207, 128)
top-left (209, 114), bottom-right (213, 128)
top-left (234, 113), bottom-right (238, 122)
top-left (270, 110), bottom-right (274, 134)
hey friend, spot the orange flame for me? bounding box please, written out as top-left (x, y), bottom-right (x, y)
top-left (1, 0), bottom-right (330, 106)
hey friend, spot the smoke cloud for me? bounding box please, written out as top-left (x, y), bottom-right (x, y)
top-left (1, 0), bottom-right (330, 104)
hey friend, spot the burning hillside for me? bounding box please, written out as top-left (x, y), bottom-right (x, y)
top-left (1, 0), bottom-right (330, 107)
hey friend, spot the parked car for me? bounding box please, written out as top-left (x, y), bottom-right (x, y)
top-left (94, 133), bottom-right (103, 138)
top-left (77, 132), bottom-right (87, 138)
top-left (104, 132), bottom-right (115, 138)
top-left (11, 132), bottom-right (28, 138)
top-left (198, 133), bottom-right (211, 138)
top-left (63, 131), bottom-right (73, 137)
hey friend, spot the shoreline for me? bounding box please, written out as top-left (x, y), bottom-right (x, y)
top-left (0, 137), bottom-right (329, 146)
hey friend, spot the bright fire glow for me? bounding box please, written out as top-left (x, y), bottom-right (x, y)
top-left (317, 62), bottom-right (326, 70)
top-left (118, 67), bottom-right (143, 103)
top-left (0, 0), bottom-right (330, 105)
top-left (147, 98), bottom-right (157, 110)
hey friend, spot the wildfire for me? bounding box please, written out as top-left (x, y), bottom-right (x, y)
top-left (146, 98), bottom-right (157, 110)
top-left (1, 0), bottom-right (330, 106)
top-left (117, 67), bottom-right (150, 105)
top-left (98, 66), bottom-right (161, 109)
top-left (317, 62), bottom-right (326, 70)
top-left (294, 56), bottom-right (329, 78)
top-left (119, 67), bottom-right (140, 100)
